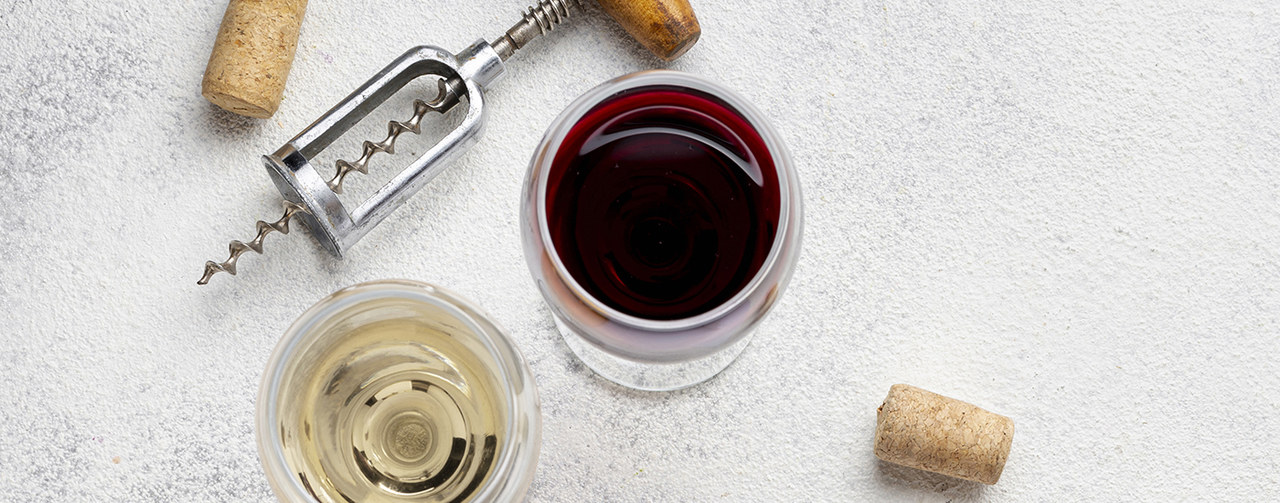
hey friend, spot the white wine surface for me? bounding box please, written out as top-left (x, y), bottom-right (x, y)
top-left (277, 304), bottom-right (508, 503)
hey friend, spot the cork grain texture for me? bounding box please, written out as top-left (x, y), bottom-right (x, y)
top-left (202, 0), bottom-right (309, 117)
top-left (596, 0), bottom-right (700, 61)
top-left (0, 0), bottom-right (1278, 501)
top-left (875, 384), bottom-right (1014, 485)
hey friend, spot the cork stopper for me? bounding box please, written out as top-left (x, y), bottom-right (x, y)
top-left (596, 0), bottom-right (701, 61)
top-left (873, 384), bottom-right (1015, 485)
top-left (202, 0), bottom-right (309, 118)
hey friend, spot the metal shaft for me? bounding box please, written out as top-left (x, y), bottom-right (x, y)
top-left (492, 0), bottom-right (586, 61)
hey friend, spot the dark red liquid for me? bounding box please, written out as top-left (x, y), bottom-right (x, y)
top-left (546, 86), bottom-right (780, 320)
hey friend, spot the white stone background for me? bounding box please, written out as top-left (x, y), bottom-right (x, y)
top-left (1, 0), bottom-right (1278, 500)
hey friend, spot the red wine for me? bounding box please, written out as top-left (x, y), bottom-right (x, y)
top-left (546, 86), bottom-right (781, 320)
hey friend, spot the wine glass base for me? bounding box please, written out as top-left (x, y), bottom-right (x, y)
top-left (552, 314), bottom-right (755, 391)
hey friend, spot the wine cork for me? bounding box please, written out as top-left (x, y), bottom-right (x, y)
top-left (874, 384), bottom-right (1014, 485)
top-left (202, 0), bottom-right (309, 118)
top-left (596, 0), bottom-right (700, 61)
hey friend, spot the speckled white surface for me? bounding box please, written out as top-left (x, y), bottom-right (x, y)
top-left (1, 0), bottom-right (1278, 500)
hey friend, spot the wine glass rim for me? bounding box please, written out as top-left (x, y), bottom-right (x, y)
top-left (533, 70), bottom-right (795, 334)
top-left (256, 279), bottom-right (540, 502)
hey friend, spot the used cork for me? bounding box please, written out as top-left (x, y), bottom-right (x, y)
top-left (597, 0), bottom-right (701, 61)
top-left (202, 0), bottom-right (309, 118)
top-left (874, 384), bottom-right (1014, 485)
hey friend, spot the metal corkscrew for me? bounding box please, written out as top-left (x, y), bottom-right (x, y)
top-left (199, 0), bottom-right (701, 284)
top-left (198, 0), bottom-right (587, 284)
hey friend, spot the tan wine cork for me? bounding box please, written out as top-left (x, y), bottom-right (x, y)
top-left (596, 0), bottom-right (701, 61)
top-left (202, 0), bottom-right (309, 118)
top-left (874, 384), bottom-right (1014, 485)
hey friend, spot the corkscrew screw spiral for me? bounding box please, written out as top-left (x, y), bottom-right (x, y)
top-left (327, 78), bottom-right (461, 194)
top-left (197, 201), bottom-right (310, 285)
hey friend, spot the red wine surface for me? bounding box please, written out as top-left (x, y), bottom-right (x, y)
top-left (546, 86), bottom-right (780, 320)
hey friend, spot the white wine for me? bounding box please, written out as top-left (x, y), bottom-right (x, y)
top-left (260, 281), bottom-right (540, 502)
top-left (275, 300), bottom-right (509, 502)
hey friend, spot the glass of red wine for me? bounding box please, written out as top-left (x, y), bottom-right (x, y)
top-left (521, 71), bottom-right (803, 391)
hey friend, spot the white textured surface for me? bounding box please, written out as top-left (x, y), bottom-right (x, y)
top-left (1, 0), bottom-right (1278, 500)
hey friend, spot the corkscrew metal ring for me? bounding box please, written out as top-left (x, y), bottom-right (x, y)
top-left (199, 0), bottom-right (585, 285)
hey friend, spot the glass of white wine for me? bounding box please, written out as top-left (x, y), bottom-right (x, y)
top-left (257, 280), bottom-right (541, 502)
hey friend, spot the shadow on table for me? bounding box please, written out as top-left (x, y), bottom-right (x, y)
top-left (874, 459), bottom-right (986, 499)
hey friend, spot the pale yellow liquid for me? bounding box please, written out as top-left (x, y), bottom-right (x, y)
top-left (278, 308), bottom-right (508, 503)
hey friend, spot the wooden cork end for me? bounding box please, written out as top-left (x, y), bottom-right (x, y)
top-left (202, 0), bottom-right (309, 118)
top-left (596, 0), bottom-right (701, 61)
top-left (874, 384), bottom-right (1015, 485)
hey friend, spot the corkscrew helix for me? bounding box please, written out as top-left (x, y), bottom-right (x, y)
top-left (199, 0), bottom-right (585, 285)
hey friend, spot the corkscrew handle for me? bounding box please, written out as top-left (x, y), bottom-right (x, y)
top-left (258, 0), bottom-right (593, 260)
top-left (262, 41), bottom-right (504, 259)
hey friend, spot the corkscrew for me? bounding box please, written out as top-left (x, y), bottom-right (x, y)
top-left (198, 0), bottom-right (701, 285)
